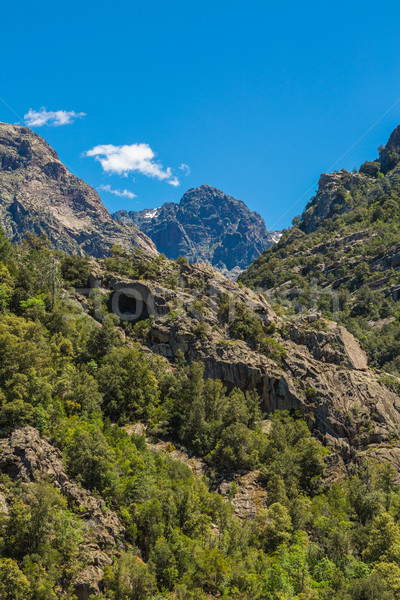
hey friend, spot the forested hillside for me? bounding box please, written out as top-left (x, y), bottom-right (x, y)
top-left (0, 232), bottom-right (400, 599)
top-left (240, 125), bottom-right (400, 375)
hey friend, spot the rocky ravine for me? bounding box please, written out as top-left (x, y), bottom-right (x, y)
top-left (0, 426), bottom-right (125, 599)
top-left (0, 122), bottom-right (157, 257)
top-left (113, 184), bottom-right (280, 277)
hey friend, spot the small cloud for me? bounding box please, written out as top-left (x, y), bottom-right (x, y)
top-left (24, 107), bottom-right (86, 127)
top-left (98, 184), bottom-right (136, 199)
top-left (83, 142), bottom-right (180, 186)
top-left (179, 163), bottom-right (191, 176)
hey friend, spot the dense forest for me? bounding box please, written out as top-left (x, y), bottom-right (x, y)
top-left (0, 231), bottom-right (399, 599)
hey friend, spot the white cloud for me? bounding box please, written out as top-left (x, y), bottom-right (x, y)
top-left (179, 163), bottom-right (191, 176)
top-left (24, 107), bottom-right (86, 127)
top-left (84, 143), bottom-right (180, 186)
top-left (98, 184), bottom-right (136, 199)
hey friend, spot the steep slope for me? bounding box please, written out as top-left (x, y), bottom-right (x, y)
top-left (0, 122), bottom-right (157, 257)
top-left (90, 258), bottom-right (400, 472)
top-left (2, 234), bottom-right (400, 597)
top-left (239, 125), bottom-right (400, 374)
top-left (113, 184), bottom-right (279, 275)
top-left (0, 426), bottom-right (125, 599)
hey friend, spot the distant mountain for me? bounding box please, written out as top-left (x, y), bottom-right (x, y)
top-left (113, 184), bottom-right (279, 276)
top-left (0, 122), bottom-right (157, 257)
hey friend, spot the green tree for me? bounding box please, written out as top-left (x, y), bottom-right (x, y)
top-left (107, 552), bottom-right (156, 600)
top-left (65, 423), bottom-right (117, 492)
top-left (257, 502), bottom-right (292, 551)
top-left (97, 346), bottom-right (160, 422)
top-left (0, 558), bottom-right (31, 600)
top-left (210, 423), bottom-right (261, 471)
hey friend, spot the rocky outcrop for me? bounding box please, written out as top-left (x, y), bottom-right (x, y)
top-left (286, 316), bottom-right (369, 370)
top-left (0, 122), bottom-right (157, 257)
top-left (0, 426), bottom-right (125, 599)
top-left (300, 171), bottom-right (370, 234)
top-left (301, 126), bottom-right (400, 234)
top-left (216, 471), bottom-right (268, 520)
top-left (87, 260), bottom-right (400, 471)
top-left (113, 184), bottom-right (279, 276)
top-left (379, 124), bottom-right (400, 173)
top-left (148, 312), bottom-right (400, 465)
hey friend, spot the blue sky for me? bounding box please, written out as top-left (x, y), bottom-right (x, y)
top-left (2, 0), bottom-right (400, 230)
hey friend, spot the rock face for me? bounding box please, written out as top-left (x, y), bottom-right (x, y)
top-left (113, 184), bottom-right (279, 276)
top-left (0, 426), bottom-right (125, 599)
top-left (0, 122), bottom-right (157, 257)
top-left (301, 125), bottom-right (400, 233)
top-left (149, 308), bottom-right (400, 469)
top-left (300, 170), bottom-right (369, 234)
top-left (379, 124), bottom-right (400, 173)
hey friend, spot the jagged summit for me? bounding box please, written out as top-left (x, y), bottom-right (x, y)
top-left (0, 122), bottom-right (157, 257)
top-left (297, 124), bottom-right (400, 233)
top-left (379, 124), bottom-right (400, 173)
top-left (113, 184), bottom-right (279, 276)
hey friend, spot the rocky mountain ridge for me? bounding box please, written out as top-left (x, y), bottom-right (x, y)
top-left (239, 126), bottom-right (400, 368)
top-left (113, 184), bottom-right (279, 276)
top-left (0, 122), bottom-right (157, 257)
top-left (300, 124), bottom-right (400, 234)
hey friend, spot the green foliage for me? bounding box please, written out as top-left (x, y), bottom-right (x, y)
top-left (60, 254), bottom-right (91, 288)
top-left (97, 345), bottom-right (160, 422)
top-left (105, 248), bottom-right (167, 281)
top-left (359, 160), bottom-right (381, 178)
top-left (211, 423), bottom-right (263, 471)
top-left (378, 374), bottom-right (400, 395)
top-left (0, 558), bottom-right (31, 600)
top-left (0, 229), bottom-right (399, 598)
top-left (128, 317), bottom-right (153, 342)
top-left (192, 320), bottom-right (210, 338)
top-left (64, 423), bottom-right (117, 492)
top-left (239, 172), bottom-right (400, 375)
top-left (105, 551), bottom-right (156, 599)
top-left (228, 301), bottom-right (286, 363)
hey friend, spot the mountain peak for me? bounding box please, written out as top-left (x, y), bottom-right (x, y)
top-left (379, 124), bottom-right (400, 173)
top-left (113, 185), bottom-right (279, 275)
top-left (179, 184), bottom-right (246, 209)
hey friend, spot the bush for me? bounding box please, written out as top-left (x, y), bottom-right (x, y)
top-left (210, 423), bottom-right (263, 471)
top-left (360, 161), bottom-right (381, 178)
top-left (61, 254), bottom-right (91, 288)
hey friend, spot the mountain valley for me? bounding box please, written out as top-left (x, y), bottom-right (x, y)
top-left (1, 123), bottom-right (400, 598)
